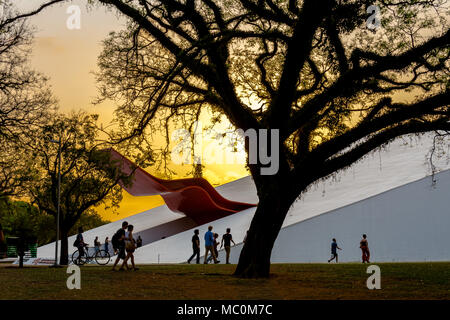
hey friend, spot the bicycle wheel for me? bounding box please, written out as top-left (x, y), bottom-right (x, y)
top-left (95, 250), bottom-right (110, 265)
top-left (72, 249), bottom-right (87, 265)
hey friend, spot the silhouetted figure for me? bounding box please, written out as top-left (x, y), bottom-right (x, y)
top-left (187, 229), bottom-right (200, 264)
top-left (204, 226), bottom-right (220, 264)
top-left (121, 224), bottom-right (138, 271)
top-left (0, 223), bottom-right (6, 259)
top-left (328, 238), bottom-right (342, 263)
top-left (73, 227), bottom-right (87, 265)
top-left (17, 237), bottom-right (28, 268)
top-left (104, 237), bottom-right (109, 253)
top-left (360, 234), bottom-right (370, 263)
top-left (112, 221), bottom-right (128, 271)
top-left (136, 236), bottom-right (142, 248)
top-left (207, 233), bottom-right (220, 263)
top-left (221, 228), bottom-right (236, 264)
top-left (94, 236), bottom-right (100, 253)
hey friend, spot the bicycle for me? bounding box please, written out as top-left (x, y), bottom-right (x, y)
top-left (72, 245), bottom-right (111, 265)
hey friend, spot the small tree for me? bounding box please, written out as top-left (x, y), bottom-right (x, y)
top-left (25, 112), bottom-right (132, 265)
top-left (0, 197), bottom-right (109, 247)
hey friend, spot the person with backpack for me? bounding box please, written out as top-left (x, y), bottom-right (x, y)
top-left (112, 221), bottom-right (128, 271)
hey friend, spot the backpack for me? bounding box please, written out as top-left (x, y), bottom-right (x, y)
top-left (73, 238), bottom-right (80, 247)
top-left (111, 229), bottom-right (122, 249)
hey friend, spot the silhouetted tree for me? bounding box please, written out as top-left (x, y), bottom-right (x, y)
top-left (31, 0), bottom-right (449, 277)
top-left (24, 112), bottom-right (132, 265)
top-left (0, 1), bottom-right (56, 197)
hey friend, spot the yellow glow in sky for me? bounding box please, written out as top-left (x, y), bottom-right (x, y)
top-left (19, 1), bottom-right (249, 221)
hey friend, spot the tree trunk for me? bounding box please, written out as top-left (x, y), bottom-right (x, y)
top-left (234, 189), bottom-right (294, 278)
top-left (60, 228), bottom-right (69, 265)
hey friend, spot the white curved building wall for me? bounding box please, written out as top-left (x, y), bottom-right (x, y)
top-left (228, 170), bottom-right (450, 263)
top-left (37, 174), bottom-right (258, 258)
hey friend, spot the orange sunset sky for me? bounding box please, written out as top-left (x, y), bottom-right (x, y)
top-left (16, 1), bottom-right (250, 221)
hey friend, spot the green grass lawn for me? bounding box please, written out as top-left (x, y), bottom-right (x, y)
top-left (1, 262), bottom-right (450, 300)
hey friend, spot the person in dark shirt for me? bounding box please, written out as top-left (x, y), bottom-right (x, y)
top-left (75, 227), bottom-right (87, 265)
top-left (94, 236), bottom-right (100, 254)
top-left (104, 237), bottom-right (109, 253)
top-left (220, 228), bottom-right (236, 264)
top-left (328, 238), bottom-right (342, 263)
top-left (112, 221), bottom-right (128, 271)
top-left (187, 229), bottom-right (200, 264)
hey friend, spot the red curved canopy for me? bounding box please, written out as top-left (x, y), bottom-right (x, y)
top-left (109, 149), bottom-right (257, 224)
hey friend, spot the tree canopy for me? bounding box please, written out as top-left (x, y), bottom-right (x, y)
top-left (0, 1), bottom-right (56, 197)
top-left (23, 112), bottom-right (132, 264)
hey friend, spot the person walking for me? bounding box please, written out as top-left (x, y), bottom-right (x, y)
top-left (328, 238), bottom-right (342, 263)
top-left (94, 236), bottom-right (100, 254)
top-left (112, 221), bottom-right (128, 271)
top-left (187, 229), bottom-right (200, 264)
top-left (360, 234), bottom-right (370, 263)
top-left (204, 226), bottom-right (220, 264)
top-left (220, 228), bottom-right (236, 264)
top-left (104, 237), bottom-right (109, 253)
top-left (120, 224), bottom-right (138, 271)
top-left (207, 233), bottom-right (220, 263)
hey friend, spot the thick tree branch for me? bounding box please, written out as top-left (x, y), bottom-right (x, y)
top-left (267, 0), bottom-right (332, 131)
top-left (307, 119), bottom-right (450, 188)
top-left (288, 29), bottom-right (450, 138)
top-left (304, 91), bottom-right (450, 165)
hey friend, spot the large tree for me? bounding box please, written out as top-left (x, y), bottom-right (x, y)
top-left (29, 0), bottom-right (450, 277)
top-left (25, 112), bottom-right (132, 265)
